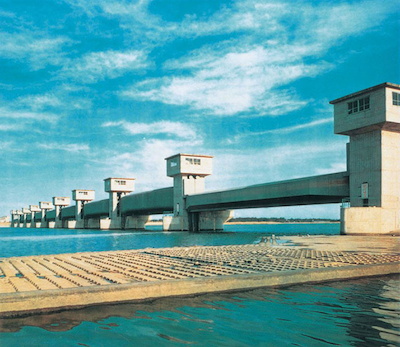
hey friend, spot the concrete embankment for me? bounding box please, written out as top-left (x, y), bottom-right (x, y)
top-left (0, 236), bottom-right (399, 318)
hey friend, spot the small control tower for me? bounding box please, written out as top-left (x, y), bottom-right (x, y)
top-left (104, 178), bottom-right (135, 228)
top-left (21, 207), bottom-right (31, 227)
top-left (164, 154), bottom-right (213, 230)
top-left (29, 205), bottom-right (41, 228)
top-left (331, 82), bottom-right (400, 234)
top-left (52, 197), bottom-right (70, 228)
top-left (39, 201), bottom-right (53, 227)
top-left (72, 190), bottom-right (95, 225)
top-left (10, 210), bottom-right (23, 228)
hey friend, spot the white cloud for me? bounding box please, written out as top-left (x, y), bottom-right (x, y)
top-left (38, 143), bottom-right (90, 153)
top-left (0, 106), bottom-right (59, 123)
top-left (233, 117), bottom-right (333, 142)
top-left (118, 0), bottom-right (393, 117)
top-left (16, 94), bottom-right (62, 111)
top-left (0, 32), bottom-right (69, 69)
top-left (102, 120), bottom-right (198, 140)
top-left (124, 46), bottom-right (327, 116)
top-left (0, 141), bottom-right (14, 150)
top-left (61, 50), bottom-right (149, 83)
top-left (0, 124), bottom-right (20, 131)
top-left (16, 90), bottom-right (92, 112)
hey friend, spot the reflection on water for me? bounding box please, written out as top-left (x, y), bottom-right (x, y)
top-left (0, 276), bottom-right (398, 346)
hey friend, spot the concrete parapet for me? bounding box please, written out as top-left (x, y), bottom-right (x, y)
top-left (198, 210), bottom-right (234, 231)
top-left (65, 220), bottom-right (77, 229)
top-left (86, 218), bottom-right (101, 229)
top-left (92, 218), bottom-right (120, 230)
top-left (124, 215), bottom-right (150, 230)
top-left (341, 207), bottom-right (400, 234)
top-left (163, 211), bottom-right (233, 231)
top-left (163, 215), bottom-right (186, 231)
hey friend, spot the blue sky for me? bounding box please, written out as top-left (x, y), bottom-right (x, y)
top-left (1, 0), bottom-right (399, 219)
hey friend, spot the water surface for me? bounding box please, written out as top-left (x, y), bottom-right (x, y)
top-left (0, 223), bottom-right (339, 258)
top-left (1, 224), bottom-right (398, 346)
top-left (0, 276), bottom-right (398, 346)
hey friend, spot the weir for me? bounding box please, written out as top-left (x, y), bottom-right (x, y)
top-left (10, 82), bottom-right (400, 234)
top-left (0, 238), bottom-right (399, 317)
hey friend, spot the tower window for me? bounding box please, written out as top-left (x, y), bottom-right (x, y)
top-left (393, 92), bottom-right (400, 106)
top-left (347, 96), bottom-right (370, 114)
top-left (185, 158), bottom-right (201, 165)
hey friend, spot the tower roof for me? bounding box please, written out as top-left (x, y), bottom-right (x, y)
top-left (330, 82), bottom-right (400, 104)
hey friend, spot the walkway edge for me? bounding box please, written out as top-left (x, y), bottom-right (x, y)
top-left (1, 262), bottom-right (399, 318)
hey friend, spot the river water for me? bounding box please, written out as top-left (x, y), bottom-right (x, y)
top-left (0, 224), bottom-right (399, 346)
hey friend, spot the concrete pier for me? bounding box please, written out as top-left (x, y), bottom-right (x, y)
top-left (0, 236), bottom-right (398, 318)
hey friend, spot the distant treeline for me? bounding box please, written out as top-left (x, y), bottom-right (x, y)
top-left (227, 217), bottom-right (339, 223)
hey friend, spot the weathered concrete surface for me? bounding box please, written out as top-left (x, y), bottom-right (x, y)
top-left (0, 238), bottom-right (399, 317)
top-left (283, 235), bottom-right (400, 253)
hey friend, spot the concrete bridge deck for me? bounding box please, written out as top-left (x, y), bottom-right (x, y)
top-left (187, 172), bottom-right (349, 212)
top-left (0, 236), bottom-right (398, 318)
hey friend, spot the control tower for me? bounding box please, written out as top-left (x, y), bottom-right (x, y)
top-left (104, 178), bottom-right (135, 229)
top-left (331, 82), bottom-right (400, 234)
top-left (72, 190), bottom-right (95, 228)
top-left (164, 153), bottom-right (231, 231)
top-left (39, 201), bottom-right (54, 227)
top-left (51, 197), bottom-right (70, 228)
top-left (28, 205), bottom-right (41, 228)
top-left (10, 210), bottom-right (23, 228)
top-left (21, 207), bottom-right (31, 228)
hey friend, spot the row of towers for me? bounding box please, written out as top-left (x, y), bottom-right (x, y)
top-left (10, 154), bottom-right (224, 230)
top-left (11, 178), bottom-right (135, 229)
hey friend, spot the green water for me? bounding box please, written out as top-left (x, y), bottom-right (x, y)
top-left (1, 276), bottom-right (399, 346)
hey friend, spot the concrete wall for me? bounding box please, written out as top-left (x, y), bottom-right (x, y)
top-left (348, 130), bottom-right (382, 207)
top-left (381, 131), bottom-right (400, 209)
top-left (341, 207), bottom-right (400, 234)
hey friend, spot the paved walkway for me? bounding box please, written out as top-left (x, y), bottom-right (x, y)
top-left (0, 237), bottom-right (399, 317)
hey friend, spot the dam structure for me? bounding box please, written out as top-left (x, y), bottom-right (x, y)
top-left (10, 83), bottom-right (400, 234)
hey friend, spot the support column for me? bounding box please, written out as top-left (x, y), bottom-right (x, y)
top-left (124, 215), bottom-right (150, 230)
